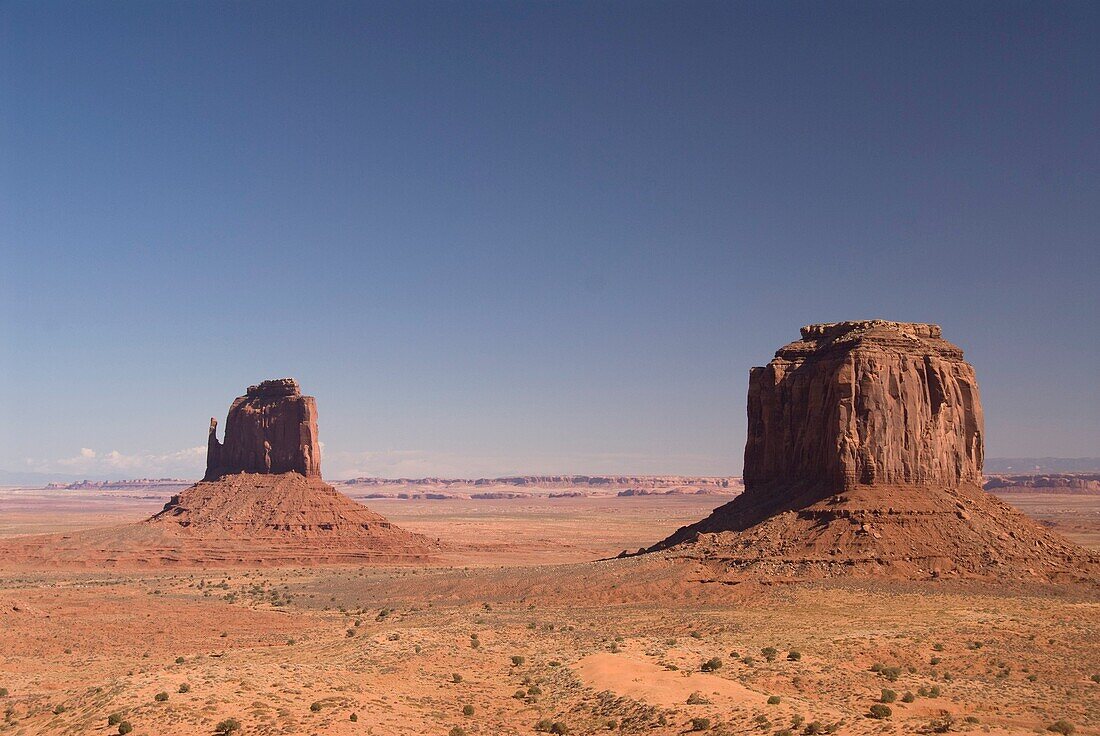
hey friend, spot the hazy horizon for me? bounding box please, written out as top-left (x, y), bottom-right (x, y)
top-left (3, 2), bottom-right (1098, 479)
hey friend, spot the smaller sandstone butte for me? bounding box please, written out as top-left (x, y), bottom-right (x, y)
top-left (649, 320), bottom-right (1095, 581)
top-left (0, 379), bottom-right (438, 568)
top-left (205, 378), bottom-right (321, 480)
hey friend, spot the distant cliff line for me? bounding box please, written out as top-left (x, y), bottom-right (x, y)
top-left (341, 475), bottom-right (740, 488)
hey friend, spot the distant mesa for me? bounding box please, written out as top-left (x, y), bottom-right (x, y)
top-left (648, 320), bottom-right (1097, 581)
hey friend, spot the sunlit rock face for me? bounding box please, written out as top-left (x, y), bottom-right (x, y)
top-left (204, 378), bottom-right (322, 481)
top-left (743, 320), bottom-right (984, 499)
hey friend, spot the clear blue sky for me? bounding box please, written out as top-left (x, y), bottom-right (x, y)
top-left (2, 1), bottom-right (1097, 480)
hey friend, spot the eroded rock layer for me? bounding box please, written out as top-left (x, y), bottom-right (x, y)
top-left (651, 321), bottom-right (1095, 581)
top-left (205, 379), bottom-right (321, 480)
top-left (745, 320), bottom-right (983, 496)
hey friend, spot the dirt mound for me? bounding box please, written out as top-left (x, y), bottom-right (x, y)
top-left (649, 321), bottom-right (1098, 582)
top-left (655, 481), bottom-right (1091, 581)
top-left (0, 474), bottom-right (440, 568)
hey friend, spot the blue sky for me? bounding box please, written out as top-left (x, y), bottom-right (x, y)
top-left (2, 1), bottom-right (1097, 479)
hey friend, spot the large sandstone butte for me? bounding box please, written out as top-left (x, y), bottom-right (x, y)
top-left (204, 378), bottom-right (321, 480)
top-left (650, 320), bottom-right (1094, 581)
top-left (0, 379), bottom-right (438, 568)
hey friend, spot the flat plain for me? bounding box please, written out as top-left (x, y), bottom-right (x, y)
top-left (0, 485), bottom-right (1097, 736)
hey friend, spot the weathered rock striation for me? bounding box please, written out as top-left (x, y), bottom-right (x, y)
top-left (650, 321), bottom-right (1095, 581)
top-left (205, 378), bottom-right (321, 480)
top-left (744, 321), bottom-right (982, 494)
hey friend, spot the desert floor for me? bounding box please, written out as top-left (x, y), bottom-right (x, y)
top-left (0, 487), bottom-right (1097, 736)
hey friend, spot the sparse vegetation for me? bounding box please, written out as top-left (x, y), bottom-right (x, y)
top-left (178, 683), bottom-right (190, 693)
top-left (868, 703), bottom-right (891, 719)
top-left (215, 719), bottom-right (241, 734)
top-left (690, 717), bottom-right (711, 731)
top-left (154, 691), bottom-right (169, 702)
top-left (118, 723), bottom-right (133, 735)
top-left (1047, 721), bottom-right (1076, 735)
top-left (310, 701), bottom-right (322, 712)
top-left (462, 704), bottom-right (474, 716)
top-left (768, 695), bottom-right (781, 705)
top-left (700, 657), bottom-right (722, 672)
top-left (880, 689), bottom-right (896, 703)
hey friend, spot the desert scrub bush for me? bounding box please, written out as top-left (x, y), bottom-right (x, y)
top-left (178, 683), bottom-right (190, 693)
top-left (310, 701), bottom-right (322, 712)
top-left (451, 673), bottom-right (463, 683)
top-left (686, 691), bottom-right (710, 705)
top-left (527, 685), bottom-right (542, 696)
top-left (787, 650), bottom-right (802, 661)
top-left (462, 704), bottom-right (474, 716)
top-left (776, 731), bottom-right (792, 736)
top-left (930, 656), bottom-right (941, 665)
top-left (880, 666), bottom-right (902, 681)
top-left (513, 689), bottom-right (527, 699)
top-left (802, 721), bottom-right (826, 734)
top-left (449, 727), bottom-right (467, 736)
top-left (868, 704), bottom-right (891, 719)
top-left (1091, 674), bottom-right (1100, 683)
top-left (762, 646), bottom-right (778, 661)
top-left (690, 630), bottom-right (702, 639)
top-left (52, 704), bottom-right (66, 714)
top-left (154, 691), bottom-right (169, 702)
top-left (768, 695), bottom-right (781, 705)
top-left (1047, 721), bottom-right (1075, 735)
top-left (700, 657), bottom-right (722, 672)
top-left (215, 719), bottom-right (241, 734)
top-left (964, 716), bottom-right (979, 724)
top-left (742, 656), bottom-right (755, 666)
top-left (118, 723), bottom-right (133, 735)
top-left (927, 713), bottom-right (955, 733)
top-left (175, 656), bottom-right (185, 664)
top-left (108, 713), bottom-right (123, 726)
top-left (880, 689), bottom-right (896, 703)
top-left (690, 717), bottom-right (711, 731)
top-left (511, 655), bottom-right (526, 666)
top-left (901, 691), bottom-right (915, 703)
top-left (0, 688), bottom-right (6, 697)
top-left (350, 713), bottom-right (358, 722)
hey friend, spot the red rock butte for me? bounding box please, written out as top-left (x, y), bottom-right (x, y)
top-left (204, 378), bottom-right (321, 480)
top-left (650, 320), bottom-right (1095, 581)
top-left (0, 378), bottom-right (438, 568)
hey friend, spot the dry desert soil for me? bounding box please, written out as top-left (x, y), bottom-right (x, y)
top-left (0, 484), bottom-right (1097, 736)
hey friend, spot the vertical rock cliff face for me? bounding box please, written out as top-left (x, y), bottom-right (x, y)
top-left (743, 321), bottom-right (984, 500)
top-left (204, 378), bottom-right (322, 480)
top-left (649, 321), bottom-right (1090, 580)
